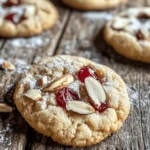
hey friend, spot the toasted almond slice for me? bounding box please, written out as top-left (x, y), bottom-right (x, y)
top-left (112, 18), bottom-right (129, 30)
top-left (24, 5), bottom-right (36, 17)
top-left (0, 103), bottom-right (13, 113)
top-left (37, 76), bottom-right (48, 86)
top-left (2, 61), bottom-right (15, 71)
top-left (25, 89), bottom-right (42, 101)
top-left (43, 74), bottom-right (74, 92)
top-left (85, 77), bottom-right (106, 107)
top-left (66, 101), bottom-right (95, 115)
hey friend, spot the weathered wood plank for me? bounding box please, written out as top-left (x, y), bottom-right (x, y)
top-left (139, 67), bottom-right (150, 150)
top-left (0, 1), bottom-right (70, 150)
top-left (145, 0), bottom-right (150, 6)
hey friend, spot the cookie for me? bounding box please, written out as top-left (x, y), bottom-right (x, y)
top-left (104, 8), bottom-right (150, 63)
top-left (0, 0), bottom-right (59, 37)
top-left (63, 0), bottom-right (127, 10)
top-left (14, 55), bottom-right (130, 147)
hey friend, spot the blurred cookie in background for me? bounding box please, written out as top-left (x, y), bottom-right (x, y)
top-left (0, 0), bottom-right (59, 37)
top-left (62, 0), bottom-right (127, 10)
top-left (104, 8), bottom-right (150, 63)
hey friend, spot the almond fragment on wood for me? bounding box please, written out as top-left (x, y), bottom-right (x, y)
top-left (43, 74), bottom-right (74, 92)
top-left (0, 103), bottom-right (13, 113)
top-left (85, 77), bottom-right (106, 107)
top-left (25, 89), bottom-right (42, 101)
top-left (66, 101), bottom-right (95, 115)
top-left (2, 61), bottom-right (15, 71)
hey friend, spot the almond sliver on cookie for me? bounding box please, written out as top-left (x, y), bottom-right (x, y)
top-left (43, 74), bottom-right (74, 92)
top-left (24, 5), bottom-right (36, 17)
top-left (0, 103), bottom-right (13, 113)
top-left (112, 18), bottom-right (129, 30)
top-left (85, 77), bottom-right (106, 107)
top-left (25, 89), bottom-right (42, 101)
top-left (66, 101), bottom-right (95, 114)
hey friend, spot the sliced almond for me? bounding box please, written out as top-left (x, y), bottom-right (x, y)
top-left (43, 74), bottom-right (74, 92)
top-left (112, 18), bottom-right (129, 30)
top-left (66, 101), bottom-right (95, 115)
top-left (37, 76), bottom-right (48, 86)
top-left (25, 89), bottom-right (42, 101)
top-left (0, 103), bottom-right (12, 113)
top-left (24, 5), bottom-right (36, 17)
top-left (85, 77), bottom-right (106, 107)
top-left (2, 61), bottom-right (15, 71)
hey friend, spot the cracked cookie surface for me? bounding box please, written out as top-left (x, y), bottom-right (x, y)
top-left (0, 0), bottom-right (58, 37)
top-left (14, 55), bottom-right (130, 147)
top-left (104, 8), bottom-right (150, 63)
top-left (63, 0), bottom-right (127, 10)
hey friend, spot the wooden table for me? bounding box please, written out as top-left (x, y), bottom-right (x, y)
top-left (0, 0), bottom-right (150, 149)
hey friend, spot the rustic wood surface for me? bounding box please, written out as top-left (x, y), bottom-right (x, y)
top-left (0, 0), bottom-right (150, 150)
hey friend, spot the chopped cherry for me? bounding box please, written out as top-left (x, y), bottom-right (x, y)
top-left (56, 88), bottom-right (67, 108)
top-left (136, 30), bottom-right (144, 40)
top-left (56, 88), bottom-right (79, 108)
top-left (5, 12), bottom-right (26, 24)
top-left (94, 102), bottom-right (108, 113)
top-left (138, 13), bottom-right (150, 19)
top-left (68, 89), bottom-right (79, 100)
top-left (4, 0), bottom-right (22, 7)
top-left (78, 66), bottom-right (103, 83)
top-left (78, 66), bottom-right (95, 82)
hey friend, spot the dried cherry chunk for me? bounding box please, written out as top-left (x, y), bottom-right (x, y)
top-left (68, 89), bottom-right (79, 100)
top-left (94, 102), bottom-right (108, 113)
top-left (136, 30), bottom-right (145, 40)
top-left (5, 13), bottom-right (17, 23)
top-left (56, 88), bottom-right (67, 108)
top-left (56, 88), bottom-right (79, 108)
top-left (78, 66), bottom-right (103, 83)
top-left (78, 66), bottom-right (95, 82)
top-left (138, 13), bottom-right (150, 19)
top-left (4, 0), bottom-right (22, 7)
top-left (5, 12), bottom-right (26, 24)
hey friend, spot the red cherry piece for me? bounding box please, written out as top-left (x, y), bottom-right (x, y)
top-left (78, 66), bottom-right (94, 82)
top-left (4, 0), bottom-right (22, 6)
top-left (5, 13), bottom-right (17, 23)
top-left (68, 89), bottom-right (79, 100)
top-left (5, 12), bottom-right (26, 24)
top-left (56, 88), bottom-right (67, 108)
top-left (94, 102), bottom-right (108, 113)
top-left (56, 88), bottom-right (79, 108)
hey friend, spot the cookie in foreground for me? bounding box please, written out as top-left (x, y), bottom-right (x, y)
top-left (14, 55), bottom-right (130, 147)
top-left (0, 0), bottom-right (58, 37)
top-left (63, 0), bottom-right (127, 10)
top-left (104, 7), bottom-right (150, 63)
